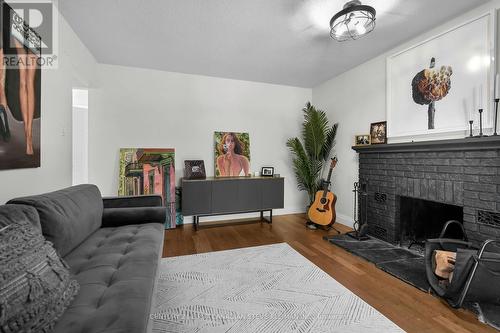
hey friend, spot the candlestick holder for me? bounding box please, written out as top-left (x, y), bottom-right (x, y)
top-left (494, 98), bottom-right (499, 136)
top-left (469, 120), bottom-right (474, 137)
top-left (479, 109), bottom-right (487, 137)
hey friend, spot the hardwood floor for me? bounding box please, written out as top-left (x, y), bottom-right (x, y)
top-left (163, 213), bottom-right (497, 333)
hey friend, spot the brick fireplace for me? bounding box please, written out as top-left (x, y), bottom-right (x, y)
top-left (353, 137), bottom-right (500, 246)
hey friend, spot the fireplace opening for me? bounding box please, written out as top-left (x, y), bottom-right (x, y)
top-left (399, 196), bottom-right (463, 247)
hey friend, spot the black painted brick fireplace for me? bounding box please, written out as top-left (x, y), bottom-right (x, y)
top-left (353, 137), bottom-right (500, 246)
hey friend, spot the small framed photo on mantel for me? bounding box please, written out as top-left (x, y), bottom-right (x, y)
top-left (261, 167), bottom-right (274, 177)
top-left (370, 121), bottom-right (387, 144)
top-left (354, 134), bottom-right (371, 146)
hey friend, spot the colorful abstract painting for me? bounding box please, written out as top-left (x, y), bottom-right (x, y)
top-left (118, 148), bottom-right (176, 229)
top-left (214, 132), bottom-right (250, 177)
top-left (0, 1), bottom-right (42, 170)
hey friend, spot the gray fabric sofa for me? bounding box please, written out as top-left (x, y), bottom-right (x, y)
top-left (7, 184), bottom-right (166, 333)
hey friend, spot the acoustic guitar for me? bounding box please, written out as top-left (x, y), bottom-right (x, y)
top-left (307, 158), bottom-right (338, 226)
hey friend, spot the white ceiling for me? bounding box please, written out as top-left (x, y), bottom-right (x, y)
top-left (59, 0), bottom-right (489, 88)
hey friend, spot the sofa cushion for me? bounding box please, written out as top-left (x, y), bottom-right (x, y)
top-left (0, 205), bottom-right (79, 332)
top-left (52, 223), bottom-right (164, 333)
top-left (8, 184), bottom-right (104, 257)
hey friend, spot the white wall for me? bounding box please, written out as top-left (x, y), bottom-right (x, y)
top-left (0, 10), bottom-right (97, 203)
top-left (312, 1), bottom-right (500, 227)
top-left (89, 65), bottom-right (311, 218)
top-left (72, 89), bottom-right (89, 185)
top-left (313, 57), bottom-right (386, 226)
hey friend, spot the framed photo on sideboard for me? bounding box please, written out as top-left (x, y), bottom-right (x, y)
top-left (184, 160), bottom-right (206, 179)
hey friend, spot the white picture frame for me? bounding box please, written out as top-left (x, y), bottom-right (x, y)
top-left (387, 11), bottom-right (496, 142)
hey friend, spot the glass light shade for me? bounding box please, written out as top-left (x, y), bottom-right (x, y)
top-left (330, 1), bottom-right (376, 41)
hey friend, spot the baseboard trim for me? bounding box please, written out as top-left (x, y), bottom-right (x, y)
top-left (336, 213), bottom-right (354, 228)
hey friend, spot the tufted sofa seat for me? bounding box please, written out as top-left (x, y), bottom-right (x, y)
top-left (8, 185), bottom-right (166, 333)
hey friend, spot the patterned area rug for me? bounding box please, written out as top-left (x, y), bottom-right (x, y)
top-left (150, 243), bottom-right (404, 332)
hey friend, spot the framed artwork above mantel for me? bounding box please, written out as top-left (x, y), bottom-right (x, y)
top-left (386, 11), bottom-right (496, 142)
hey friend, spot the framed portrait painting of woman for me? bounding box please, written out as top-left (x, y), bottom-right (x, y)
top-left (214, 131), bottom-right (251, 177)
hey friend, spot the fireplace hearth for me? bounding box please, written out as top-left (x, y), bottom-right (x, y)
top-left (353, 136), bottom-right (500, 246)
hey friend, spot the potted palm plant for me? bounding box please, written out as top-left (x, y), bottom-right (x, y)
top-left (287, 102), bottom-right (338, 207)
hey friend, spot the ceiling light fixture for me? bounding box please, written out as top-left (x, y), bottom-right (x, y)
top-left (330, 0), bottom-right (376, 42)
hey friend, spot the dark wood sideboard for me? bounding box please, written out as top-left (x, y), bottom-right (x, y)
top-left (181, 177), bottom-right (284, 230)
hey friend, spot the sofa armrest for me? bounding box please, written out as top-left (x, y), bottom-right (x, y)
top-left (101, 195), bottom-right (165, 227)
top-left (102, 206), bottom-right (166, 228)
top-left (103, 195), bottom-right (163, 208)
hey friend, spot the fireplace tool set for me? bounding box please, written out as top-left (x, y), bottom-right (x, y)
top-left (347, 181), bottom-right (370, 241)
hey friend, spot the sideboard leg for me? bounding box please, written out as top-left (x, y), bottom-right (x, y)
top-left (260, 210), bottom-right (272, 224)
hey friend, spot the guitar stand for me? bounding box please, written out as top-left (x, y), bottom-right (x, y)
top-left (305, 221), bottom-right (318, 230)
top-left (328, 225), bottom-right (342, 234)
top-left (305, 220), bottom-right (341, 234)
